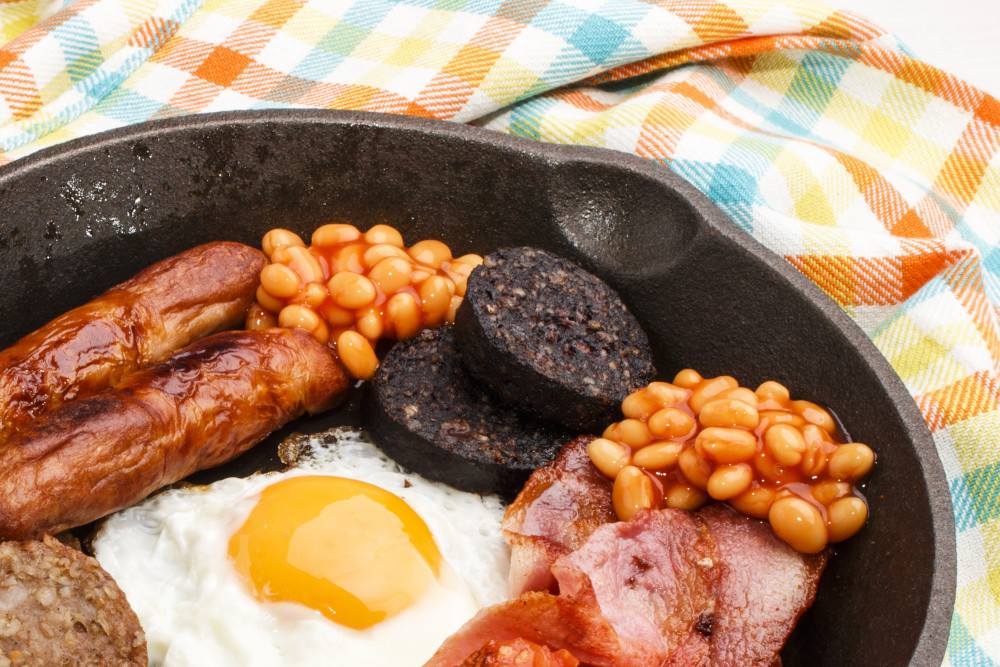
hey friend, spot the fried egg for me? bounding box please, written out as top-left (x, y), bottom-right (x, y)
top-left (92, 428), bottom-right (509, 667)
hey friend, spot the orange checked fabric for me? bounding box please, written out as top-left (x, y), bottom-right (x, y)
top-left (0, 0), bottom-right (997, 664)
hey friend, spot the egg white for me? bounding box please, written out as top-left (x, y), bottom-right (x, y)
top-left (92, 428), bottom-right (509, 667)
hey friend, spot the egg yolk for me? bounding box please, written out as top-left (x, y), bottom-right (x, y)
top-left (228, 475), bottom-right (443, 630)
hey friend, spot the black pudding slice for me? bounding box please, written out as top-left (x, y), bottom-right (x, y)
top-left (361, 326), bottom-right (572, 500)
top-left (454, 246), bottom-right (656, 433)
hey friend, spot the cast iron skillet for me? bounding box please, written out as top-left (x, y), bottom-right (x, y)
top-left (0, 109), bottom-right (955, 666)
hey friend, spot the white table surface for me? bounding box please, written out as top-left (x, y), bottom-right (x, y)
top-left (831, 0), bottom-right (1000, 101)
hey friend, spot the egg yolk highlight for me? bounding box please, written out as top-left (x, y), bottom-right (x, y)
top-left (228, 475), bottom-right (443, 630)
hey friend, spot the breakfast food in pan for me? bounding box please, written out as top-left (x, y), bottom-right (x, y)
top-left (0, 223), bottom-right (875, 666)
top-left (454, 246), bottom-right (655, 433)
top-left (362, 326), bottom-right (574, 500)
top-left (0, 241), bottom-right (266, 448)
top-left (591, 373), bottom-right (874, 553)
top-left (501, 435), bottom-right (618, 597)
top-left (0, 535), bottom-right (147, 666)
top-left (478, 436), bottom-right (828, 667)
top-left (90, 428), bottom-right (509, 666)
top-left (0, 327), bottom-right (348, 540)
top-left (246, 223), bottom-right (483, 380)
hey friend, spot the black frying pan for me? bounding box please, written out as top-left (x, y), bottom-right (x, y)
top-left (0, 109), bottom-right (955, 666)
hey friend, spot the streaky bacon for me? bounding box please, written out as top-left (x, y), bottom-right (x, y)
top-left (460, 638), bottom-right (580, 667)
top-left (699, 504), bottom-right (829, 667)
top-left (422, 591), bottom-right (660, 667)
top-left (502, 436), bottom-right (615, 597)
top-left (552, 508), bottom-right (720, 666)
top-left (445, 435), bottom-right (830, 667)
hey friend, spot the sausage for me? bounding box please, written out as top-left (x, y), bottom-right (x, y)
top-left (0, 327), bottom-right (349, 540)
top-left (0, 241), bottom-right (267, 447)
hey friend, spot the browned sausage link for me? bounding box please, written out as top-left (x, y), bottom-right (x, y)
top-left (0, 242), bottom-right (267, 446)
top-left (0, 328), bottom-right (349, 540)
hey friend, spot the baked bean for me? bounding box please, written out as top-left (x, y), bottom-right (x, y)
top-left (356, 307), bottom-right (384, 341)
top-left (769, 496), bottom-right (828, 554)
top-left (283, 245), bottom-right (325, 284)
top-left (755, 380), bottom-right (790, 405)
top-left (699, 398), bottom-right (759, 429)
top-left (446, 295), bottom-right (463, 323)
top-left (588, 438), bottom-right (631, 478)
top-left (256, 285), bottom-right (285, 314)
top-left (386, 292), bottom-right (422, 339)
top-left (645, 382), bottom-right (688, 406)
top-left (621, 381), bottom-right (688, 422)
top-left (800, 425), bottom-right (831, 477)
top-left (765, 423), bottom-right (806, 466)
top-left (759, 410), bottom-right (806, 430)
top-left (678, 448), bottom-right (712, 489)
top-left (449, 254), bottom-right (483, 274)
top-left (621, 391), bottom-right (662, 420)
top-left (695, 427), bottom-right (757, 464)
top-left (328, 271), bottom-right (377, 309)
top-left (811, 480), bottom-right (850, 506)
top-left (718, 387), bottom-right (758, 407)
top-left (827, 442), bottom-right (875, 481)
top-left (270, 246), bottom-right (293, 265)
top-left (791, 400), bottom-right (836, 434)
top-left (707, 463), bottom-right (753, 500)
top-left (729, 486), bottom-right (775, 519)
top-left (689, 375), bottom-right (738, 413)
top-left (260, 263), bottom-right (301, 298)
top-left (446, 255), bottom-right (483, 297)
top-left (408, 240), bottom-right (452, 268)
top-left (603, 418), bottom-right (652, 448)
top-left (337, 330), bottom-right (378, 380)
top-left (255, 223), bottom-right (470, 379)
top-left (632, 441), bottom-right (683, 470)
top-left (261, 228), bottom-right (305, 258)
top-left (315, 299), bottom-right (351, 326)
top-left (334, 243), bottom-right (367, 274)
top-left (363, 243), bottom-right (411, 268)
top-left (290, 282), bottom-right (328, 309)
top-left (672, 368), bottom-right (702, 388)
top-left (278, 304), bottom-right (328, 344)
top-left (312, 223), bottom-right (361, 247)
top-left (754, 448), bottom-right (801, 485)
top-left (418, 275), bottom-right (453, 318)
top-left (367, 257), bottom-right (413, 295)
top-left (648, 408), bottom-right (696, 440)
top-left (245, 303), bottom-right (278, 330)
top-left (363, 224), bottom-right (405, 247)
top-left (590, 371), bottom-right (875, 553)
top-left (663, 483), bottom-right (708, 511)
top-left (827, 495), bottom-right (868, 542)
top-left (411, 267), bottom-right (433, 285)
top-left (613, 466), bottom-right (656, 521)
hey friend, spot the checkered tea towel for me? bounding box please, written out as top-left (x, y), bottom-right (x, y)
top-left (0, 0), bottom-right (997, 663)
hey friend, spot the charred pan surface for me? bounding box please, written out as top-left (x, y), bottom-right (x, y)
top-left (455, 247), bottom-right (655, 432)
top-left (0, 535), bottom-right (147, 666)
top-left (362, 326), bottom-right (572, 500)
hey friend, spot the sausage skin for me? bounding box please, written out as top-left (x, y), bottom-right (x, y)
top-left (0, 241), bottom-right (267, 447)
top-left (0, 328), bottom-right (349, 540)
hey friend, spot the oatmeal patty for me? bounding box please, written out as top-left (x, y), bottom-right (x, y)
top-left (0, 535), bottom-right (146, 667)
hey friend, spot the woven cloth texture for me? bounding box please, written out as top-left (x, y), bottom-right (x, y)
top-left (0, 0), bottom-right (997, 663)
